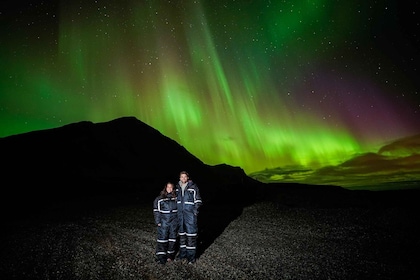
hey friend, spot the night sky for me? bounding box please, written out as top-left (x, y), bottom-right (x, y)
top-left (1, 0), bottom-right (419, 189)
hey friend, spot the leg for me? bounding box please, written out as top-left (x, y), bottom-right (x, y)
top-left (167, 215), bottom-right (178, 260)
top-left (185, 212), bottom-right (198, 262)
top-left (156, 223), bottom-right (169, 264)
top-left (177, 215), bottom-right (187, 260)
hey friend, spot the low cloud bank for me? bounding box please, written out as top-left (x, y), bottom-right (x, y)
top-left (249, 134), bottom-right (420, 190)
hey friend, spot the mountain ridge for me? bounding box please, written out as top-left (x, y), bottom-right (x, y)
top-left (0, 116), bottom-right (261, 221)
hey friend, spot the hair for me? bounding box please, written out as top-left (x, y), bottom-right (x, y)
top-left (160, 182), bottom-right (175, 197)
top-left (179, 171), bottom-right (189, 177)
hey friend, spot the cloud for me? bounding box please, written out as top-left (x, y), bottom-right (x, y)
top-left (378, 134), bottom-right (420, 156)
top-left (249, 134), bottom-right (420, 190)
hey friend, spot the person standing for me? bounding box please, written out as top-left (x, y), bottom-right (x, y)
top-left (175, 171), bottom-right (202, 264)
top-left (153, 182), bottom-right (178, 264)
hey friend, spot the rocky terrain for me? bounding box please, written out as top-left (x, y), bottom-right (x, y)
top-left (1, 188), bottom-right (419, 280)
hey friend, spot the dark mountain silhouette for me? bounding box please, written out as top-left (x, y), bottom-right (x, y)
top-left (3, 116), bottom-right (418, 215)
top-left (0, 116), bottom-right (262, 256)
top-left (1, 116), bottom-right (257, 200)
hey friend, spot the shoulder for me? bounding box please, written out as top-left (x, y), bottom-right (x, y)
top-left (188, 181), bottom-right (199, 188)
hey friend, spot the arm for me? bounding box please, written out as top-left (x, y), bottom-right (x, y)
top-left (193, 185), bottom-right (202, 215)
top-left (153, 197), bottom-right (161, 225)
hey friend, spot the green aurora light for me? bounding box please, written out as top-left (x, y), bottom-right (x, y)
top-left (1, 1), bottom-right (419, 188)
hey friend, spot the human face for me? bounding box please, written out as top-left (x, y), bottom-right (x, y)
top-left (180, 173), bottom-right (189, 184)
top-left (166, 183), bottom-right (173, 193)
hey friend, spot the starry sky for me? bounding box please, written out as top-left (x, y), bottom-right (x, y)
top-left (1, 0), bottom-right (420, 189)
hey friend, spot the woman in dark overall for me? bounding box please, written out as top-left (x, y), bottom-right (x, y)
top-left (153, 182), bottom-right (178, 264)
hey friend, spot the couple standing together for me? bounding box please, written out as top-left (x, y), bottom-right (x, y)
top-left (153, 171), bottom-right (202, 265)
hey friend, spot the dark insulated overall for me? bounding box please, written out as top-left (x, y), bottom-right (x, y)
top-left (176, 181), bottom-right (202, 262)
top-left (153, 194), bottom-right (178, 263)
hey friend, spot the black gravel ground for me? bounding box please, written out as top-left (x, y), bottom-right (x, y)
top-left (1, 195), bottom-right (419, 280)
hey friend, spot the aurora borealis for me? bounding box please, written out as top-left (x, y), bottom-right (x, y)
top-left (1, 1), bottom-right (420, 189)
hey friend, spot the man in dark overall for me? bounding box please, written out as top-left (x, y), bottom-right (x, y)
top-left (175, 171), bottom-right (202, 264)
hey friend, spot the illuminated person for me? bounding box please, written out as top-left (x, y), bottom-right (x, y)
top-left (175, 171), bottom-right (202, 264)
top-left (153, 182), bottom-right (178, 264)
